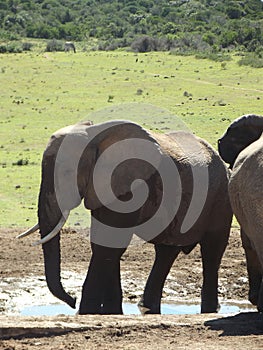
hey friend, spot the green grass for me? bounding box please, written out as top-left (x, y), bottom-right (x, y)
top-left (0, 50), bottom-right (262, 228)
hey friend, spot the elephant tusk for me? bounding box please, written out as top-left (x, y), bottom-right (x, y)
top-left (32, 211), bottom-right (70, 246)
top-left (17, 224), bottom-right (39, 239)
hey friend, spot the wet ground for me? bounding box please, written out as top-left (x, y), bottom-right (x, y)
top-left (19, 301), bottom-right (254, 317)
top-left (0, 227), bottom-right (263, 349)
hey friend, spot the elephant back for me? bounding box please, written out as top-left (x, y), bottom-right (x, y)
top-left (140, 131), bottom-right (231, 246)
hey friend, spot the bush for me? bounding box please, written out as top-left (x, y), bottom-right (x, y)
top-left (195, 52), bottom-right (231, 62)
top-left (46, 39), bottom-right (64, 52)
top-left (0, 29), bottom-right (20, 41)
top-left (131, 36), bottom-right (157, 52)
top-left (131, 36), bottom-right (171, 53)
top-left (169, 34), bottom-right (211, 55)
top-left (0, 45), bottom-right (7, 53)
top-left (97, 38), bottom-right (130, 51)
top-left (238, 53), bottom-right (263, 68)
top-left (22, 42), bottom-right (33, 51)
top-left (0, 42), bottom-right (22, 53)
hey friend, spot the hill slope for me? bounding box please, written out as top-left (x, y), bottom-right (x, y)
top-left (0, 0), bottom-right (262, 52)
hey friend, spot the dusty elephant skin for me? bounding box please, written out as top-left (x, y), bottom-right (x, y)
top-left (19, 120), bottom-right (232, 315)
top-left (218, 114), bottom-right (263, 312)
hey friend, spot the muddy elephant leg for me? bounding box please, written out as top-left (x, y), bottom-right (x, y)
top-left (241, 229), bottom-right (263, 308)
top-left (139, 244), bottom-right (181, 314)
top-left (257, 279), bottom-right (263, 312)
top-left (200, 230), bottom-right (228, 313)
top-left (101, 254), bottom-right (124, 314)
top-left (79, 243), bottom-right (126, 315)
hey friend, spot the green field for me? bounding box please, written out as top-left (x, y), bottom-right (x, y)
top-left (0, 50), bottom-right (262, 228)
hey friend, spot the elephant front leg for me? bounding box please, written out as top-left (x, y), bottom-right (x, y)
top-left (139, 244), bottom-right (180, 314)
top-left (79, 243), bottom-right (126, 315)
top-left (101, 258), bottom-right (123, 314)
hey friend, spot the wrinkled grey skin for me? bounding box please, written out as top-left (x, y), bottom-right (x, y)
top-left (218, 114), bottom-right (263, 312)
top-left (35, 120), bottom-right (232, 315)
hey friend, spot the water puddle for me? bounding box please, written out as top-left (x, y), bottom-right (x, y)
top-left (0, 272), bottom-right (256, 316)
top-left (21, 302), bottom-right (255, 316)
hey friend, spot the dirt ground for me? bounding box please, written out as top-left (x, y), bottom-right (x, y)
top-left (0, 227), bottom-right (263, 349)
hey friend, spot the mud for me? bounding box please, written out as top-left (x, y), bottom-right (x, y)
top-left (0, 227), bottom-right (262, 349)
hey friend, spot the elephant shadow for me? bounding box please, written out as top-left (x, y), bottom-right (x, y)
top-left (204, 312), bottom-right (263, 336)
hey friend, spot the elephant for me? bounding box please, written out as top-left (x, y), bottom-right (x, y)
top-left (218, 114), bottom-right (263, 311)
top-left (19, 120), bottom-right (232, 315)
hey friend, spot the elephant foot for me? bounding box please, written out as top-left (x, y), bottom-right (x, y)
top-left (138, 297), bottom-right (161, 314)
top-left (79, 297), bottom-right (123, 315)
top-left (79, 298), bottom-right (102, 314)
top-left (256, 286), bottom-right (263, 313)
top-left (101, 304), bottom-right (123, 315)
top-left (257, 304), bottom-right (263, 313)
top-left (78, 305), bottom-right (102, 315)
top-left (201, 301), bottom-right (220, 313)
top-left (78, 308), bottom-right (123, 315)
top-left (78, 304), bottom-right (123, 315)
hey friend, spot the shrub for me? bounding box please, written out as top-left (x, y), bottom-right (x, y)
top-left (0, 42), bottom-right (22, 53)
top-left (45, 39), bottom-right (64, 52)
top-left (0, 45), bottom-right (7, 53)
top-left (22, 42), bottom-right (33, 51)
top-left (97, 38), bottom-right (130, 51)
top-left (238, 53), bottom-right (263, 68)
top-left (131, 36), bottom-right (156, 52)
top-left (195, 52), bottom-right (231, 62)
top-left (131, 36), bottom-right (171, 53)
top-left (0, 29), bottom-right (20, 41)
top-left (169, 34), bottom-right (211, 55)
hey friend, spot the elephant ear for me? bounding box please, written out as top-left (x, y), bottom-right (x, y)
top-left (84, 121), bottom-right (162, 210)
top-left (218, 114), bottom-right (263, 168)
top-left (43, 122), bottom-right (94, 212)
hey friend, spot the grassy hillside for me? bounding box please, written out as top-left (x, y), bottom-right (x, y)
top-left (0, 50), bottom-right (262, 228)
top-left (0, 0), bottom-right (262, 54)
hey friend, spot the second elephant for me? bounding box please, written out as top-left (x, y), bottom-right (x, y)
top-left (218, 114), bottom-right (263, 311)
top-left (20, 120), bottom-right (232, 314)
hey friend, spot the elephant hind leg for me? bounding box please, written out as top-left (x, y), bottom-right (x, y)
top-left (200, 228), bottom-right (229, 313)
top-left (139, 244), bottom-right (181, 314)
top-left (241, 229), bottom-right (263, 307)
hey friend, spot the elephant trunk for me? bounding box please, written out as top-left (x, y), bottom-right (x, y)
top-left (38, 181), bottom-right (76, 309)
top-left (42, 235), bottom-right (76, 308)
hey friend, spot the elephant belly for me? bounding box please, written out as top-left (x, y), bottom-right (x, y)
top-left (147, 217), bottom-right (206, 246)
top-left (137, 175), bottom-right (210, 247)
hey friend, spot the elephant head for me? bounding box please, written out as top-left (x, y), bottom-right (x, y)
top-left (218, 114), bottom-right (263, 168)
top-left (19, 120), bottom-right (161, 308)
